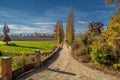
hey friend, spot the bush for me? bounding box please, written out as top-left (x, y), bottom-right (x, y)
top-left (51, 45), bottom-right (58, 52)
top-left (12, 54), bottom-right (35, 70)
top-left (91, 48), bottom-right (110, 65)
top-left (72, 41), bottom-right (81, 50)
top-left (80, 55), bottom-right (91, 63)
top-left (81, 48), bottom-right (87, 55)
top-left (81, 46), bottom-right (91, 55)
top-left (91, 43), bottom-right (119, 66)
top-left (25, 55), bottom-right (35, 64)
top-left (0, 51), bottom-right (2, 56)
top-left (12, 56), bottom-right (24, 70)
top-left (71, 37), bottom-right (92, 63)
top-left (113, 63), bottom-right (120, 69)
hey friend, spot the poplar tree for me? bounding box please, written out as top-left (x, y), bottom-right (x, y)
top-left (54, 21), bottom-right (64, 44)
top-left (66, 9), bottom-right (74, 43)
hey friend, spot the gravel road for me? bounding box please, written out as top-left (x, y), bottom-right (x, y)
top-left (16, 43), bottom-right (119, 80)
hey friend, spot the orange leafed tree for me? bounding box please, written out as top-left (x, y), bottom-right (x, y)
top-left (54, 21), bottom-right (64, 44)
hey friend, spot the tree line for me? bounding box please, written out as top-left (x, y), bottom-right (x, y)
top-left (54, 9), bottom-right (75, 44)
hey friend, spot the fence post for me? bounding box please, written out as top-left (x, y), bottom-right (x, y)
top-left (34, 50), bottom-right (41, 68)
top-left (2, 57), bottom-right (12, 80)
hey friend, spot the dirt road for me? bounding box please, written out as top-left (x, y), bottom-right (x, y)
top-left (17, 43), bottom-right (119, 80)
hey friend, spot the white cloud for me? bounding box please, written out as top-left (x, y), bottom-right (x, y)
top-left (96, 10), bottom-right (107, 13)
top-left (78, 21), bottom-right (88, 24)
top-left (0, 24), bottom-right (54, 34)
top-left (0, 8), bottom-right (31, 18)
top-left (34, 22), bottom-right (56, 25)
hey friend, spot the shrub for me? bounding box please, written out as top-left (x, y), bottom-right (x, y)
top-left (81, 46), bottom-right (91, 55)
top-left (51, 45), bottom-right (57, 52)
top-left (81, 48), bottom-right (87, 55)
top-left (113, 63), bottom-right (120, 69)
top-left (71, 37), bottom-right (92, 63)
top-left (12, 56), bottom-right (24, 70)
top-left (91, 42), bottom-right (119, 66)
top-left (0, 51), bottom-right (2, 56)
top-left (80, 55), bottom-right (91, 63)
top-left (12, 54), bottom-right (35, 70)
top-left (91, 48), bottom-right (111, 65)
top-left (72, 41), bottom-right (80, 50)
top-left (25, 55), bottom-right (35, 64)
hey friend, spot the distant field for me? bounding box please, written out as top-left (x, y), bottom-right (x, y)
top-left (0, 41), bottom-right (57, 53)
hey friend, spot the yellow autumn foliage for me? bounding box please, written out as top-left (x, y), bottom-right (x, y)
top-left (90, 15), bottom-right (120, 65)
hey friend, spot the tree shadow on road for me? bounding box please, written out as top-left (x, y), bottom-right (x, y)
top-left (46, 68), bottom-right (76, 76)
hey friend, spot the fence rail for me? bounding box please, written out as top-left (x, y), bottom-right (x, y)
top-left (12, 46), bottom-right (59, 79)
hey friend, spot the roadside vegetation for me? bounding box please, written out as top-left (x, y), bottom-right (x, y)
top-left (71, 1), bottom-right (120, 74)
top-left (72, 15), bottom-right (120, 70)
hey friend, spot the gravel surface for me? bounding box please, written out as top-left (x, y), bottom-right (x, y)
top-left (16, 43), bottom-right (119, 80)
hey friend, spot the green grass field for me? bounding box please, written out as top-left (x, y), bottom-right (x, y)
top-left (0, 41), bottom-right (57, 53)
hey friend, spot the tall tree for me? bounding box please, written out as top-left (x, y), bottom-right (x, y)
top-left (54, 21), bottom-right (64, 44)
top-left (3, 23), bottom-right (11, 45)
top-left (66, 9), bottom-right (74, 43)
top-left (105, 0), bottom-right (120, 15)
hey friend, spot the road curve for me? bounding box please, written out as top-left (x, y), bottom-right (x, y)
top-left (17, 43), bottom-right (119, 80)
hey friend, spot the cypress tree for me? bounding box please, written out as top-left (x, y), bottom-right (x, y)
top-left (66, 9), bottom-right (74, 43)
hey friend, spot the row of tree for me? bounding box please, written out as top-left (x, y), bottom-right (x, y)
top-left (54, 9), bottom-right (74, 44)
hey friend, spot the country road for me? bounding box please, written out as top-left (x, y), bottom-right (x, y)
top-left (17, 43), bottom-right (119, 80)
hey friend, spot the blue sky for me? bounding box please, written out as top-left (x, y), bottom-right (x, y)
top-left (0, 0), bottom-right (115, 34)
